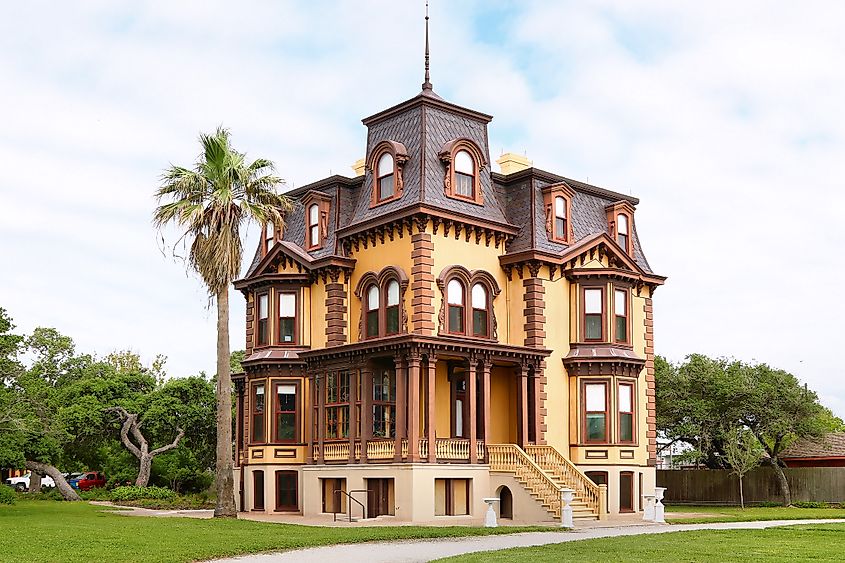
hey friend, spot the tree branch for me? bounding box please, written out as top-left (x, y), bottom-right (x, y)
top-left (150, 427), bottom-right (185, 457)
top-left (107, 407), bottom-right (142, 458)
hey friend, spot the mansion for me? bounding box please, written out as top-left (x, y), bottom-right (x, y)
top-left (232, 76), bottom-right (665, 523)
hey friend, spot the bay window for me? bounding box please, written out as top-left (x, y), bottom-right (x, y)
top-left (256, 293), bottom-right (269, 346)
top-left (618, 383), bottom-right (635, 443)
top-left (584, 288), bottom-right (603, 341)
top-left (584, 381), bottom-right (608, 443)
top-left (274, 383), bottom-right (297, 442)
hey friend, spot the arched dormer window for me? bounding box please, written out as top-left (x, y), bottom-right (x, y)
top-left (554, 197), bottom-right (567, 240)
top-left (543, 182), bottom-right (574, 244)
top-left (617, 214), bottom-right (629, 251)
top-left (471, 283), bottom-right (489, 337)
top-left (354, 266), bottom-right (410, 340)
top-left (366, 284), bottom-right (380, 338)
top-left (377, 153), bottom-right (395, 202)
top-left (454, 150), bottom-right (475, 198)
top-left (447, 279), bottom-right (465, 334)
top-left (437, 266), bottom-right (501, 340)
top-left (308, 204), bottom-right (319, 248)
top-left (368, 140), bottom-right (409, 208)
top-left (439, 139), bottom-right (485, 205)
top-left (263, 221), bottom-right (275, 255)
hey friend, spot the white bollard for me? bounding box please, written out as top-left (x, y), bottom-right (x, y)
top-left (560, 489), bottom-right (575, 529)
top-left (642, 495), bottom-right (655, 521)
top-left (482, 497), bottom-right (500, 528)
top-left (653, 487), bottom-right (666, 523)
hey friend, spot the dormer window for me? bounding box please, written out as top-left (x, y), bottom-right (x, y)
top-left (543, 182), bottom-right (574, 244)
top-left (264, 222), bottom-right (275, 254)
top-left (617, 214), bottom-right (629, 251)
top-left (440, 139), bottom-right (485, 205)
top-left (308, 204), bottom-right (319, 248)
top-left (454, 150), bottom-right (474, 198)
top-left (377, 153), bottom-right (395, 201)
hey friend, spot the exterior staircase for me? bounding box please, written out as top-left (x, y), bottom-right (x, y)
top-left (487, 444), bottom-right (606, 521)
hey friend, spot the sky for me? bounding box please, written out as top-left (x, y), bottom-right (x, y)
top-left (2, 1), bottom-right (843, 416)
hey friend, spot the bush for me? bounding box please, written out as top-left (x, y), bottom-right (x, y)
top-left (792, 501), bottom-right (834, 509)
top-left (79, 488), bottom-right (113, 501)
top-left (0, 485), bottom-right (16, 505)
top-left (757, 501), bottom-right (782, 508)
top-left (110, 486), bottom-right (176, 502)
top-left (26, 489), bottom-right (64, 502)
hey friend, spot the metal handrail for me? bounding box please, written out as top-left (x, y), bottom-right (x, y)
top-left (332, 489), bottom-right (366, 522)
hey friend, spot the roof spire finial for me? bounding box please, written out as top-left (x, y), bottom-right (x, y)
top-left (422, 0), bottom-right (433, 92)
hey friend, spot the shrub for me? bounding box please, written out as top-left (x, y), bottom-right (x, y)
top-left (26, 489), bottom-right (64, 502)
top-left (0, 485), bottom-right (16, 505)
top-left (79, 488), bottom-right (113, 501)
top-left (757, 501), bottom-right (782, 508)
top-left (110, 486), bottom-right (176, 502)
top-left (792, 501), bottom-right (833, 509)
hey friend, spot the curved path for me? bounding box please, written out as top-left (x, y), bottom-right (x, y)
top-left (210, 518), bottom-right (845, 563)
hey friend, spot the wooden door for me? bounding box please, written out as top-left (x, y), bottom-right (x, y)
top-left (275, 471), bottom-right (298, 512)
top-left (620, 472), bottom-right (634, 513)
top-left (253, 470), bottom-right (265, 511)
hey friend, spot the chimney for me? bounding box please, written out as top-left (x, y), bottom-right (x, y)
top-left (496, 152), bottom-right (532, 175)
top-left (351, 158), bottom-right (366, 177)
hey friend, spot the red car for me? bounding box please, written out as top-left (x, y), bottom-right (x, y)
top-left (72, 471), bottom-right (106, 491)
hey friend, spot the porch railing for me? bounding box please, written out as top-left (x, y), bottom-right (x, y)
top-left (488, 443), bottom-right (562, 518)
top-left (525, 444), bottom-right (605, 519)
top-left (319, 438), bottom-right (485, 463)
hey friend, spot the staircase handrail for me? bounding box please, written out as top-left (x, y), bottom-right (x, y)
top-left (525, 444), bottom-right (603, 517)
top-left (332, 489), bottom-right (366, 522)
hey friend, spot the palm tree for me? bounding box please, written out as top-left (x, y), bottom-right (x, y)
top-left (154, 126), bottom-right (291, 517)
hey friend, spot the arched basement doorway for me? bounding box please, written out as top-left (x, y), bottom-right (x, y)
top-left (498, 485), bottom-right (513, 519)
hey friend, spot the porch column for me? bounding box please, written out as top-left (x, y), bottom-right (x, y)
top-left (407, 352), bottom-right (421, 462)
top-left (425, 352), bottom-right (437, 463)
top-left (395, 353), bottom-right (407, 462)
top-left (516, 364), bottom-right (529, 448)
top-left (317, 371), bottom-right (326, 464)
top-left (361, 363), bottom-right (373, 463)
top-left (305, 375), bottom-right (314, 464)
top-left (480, 358), bottom-right (491, 461)
top-left (348, 366), bottom-right (358, 463)
top-left (468, 357), bottom-right (478, 464)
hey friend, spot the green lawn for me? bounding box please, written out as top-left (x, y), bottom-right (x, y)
top-left (0, 500), bottom-right (552, 563)
top-left (666, 505), bottom-right (845, 524)
top-left (438, 523), bottom-right (845, 562)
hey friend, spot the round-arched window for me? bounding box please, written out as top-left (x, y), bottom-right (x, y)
top-left (447, 279), bottom-right (465, 333)
top-left (471, 283), bottom-right (489, 337)
top-left (617, 214), bottom-right (629, 250)
top-left (385, 279), bottom-right (400, 335)
top-left (366, 285), bottom-right (380, 338)
top-left (377, 152), bottom-right (395, 201)
top-left (454, 150), bottom-right (475, 198)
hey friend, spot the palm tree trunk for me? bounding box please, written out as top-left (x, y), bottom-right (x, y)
top-left (214, 287), bottom-right (237, 518)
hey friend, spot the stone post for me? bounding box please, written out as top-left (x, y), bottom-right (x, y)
top-left (483, 497), bottom-right (500, 528)
top-left (643, 494), bottom-right (655, 521)
top-left (560, 488), bottom-right (575, 529)
top-left (654, 487), bottom-right (666, 523)
top-left (598, 484), bottom-right (608, 521)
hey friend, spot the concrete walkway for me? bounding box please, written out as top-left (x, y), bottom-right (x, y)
top-left (209, 519), bottom-right (845, 563)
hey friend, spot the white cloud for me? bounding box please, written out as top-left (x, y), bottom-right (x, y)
top-left (2, 1), bottom-right (843, 417)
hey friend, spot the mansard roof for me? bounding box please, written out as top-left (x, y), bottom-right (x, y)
top-left (241, 88), bottom-right (661, 282)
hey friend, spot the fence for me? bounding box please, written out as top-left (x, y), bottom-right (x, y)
top-left (657, 467), bottom-right (845, 505)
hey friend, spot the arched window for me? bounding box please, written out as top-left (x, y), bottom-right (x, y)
top-left (366, 285), bottom-right (380, 338)
top-left (554, 196), bottom-right (567, 240)
top-left (454, 150), bottom-right (474, 198)
top-left (308, 204), bottom-right (320, 248)
top-left (447, 279), bottom-right (465, 333)
top-left (264, 221), bottom-right (275, 253)
top-left (471, 283), bottom-right (489, 337)
top-left (385, 279), bottom-right (400, 335)
top-left (377, 152), bottom-right (395, 202)
top-left (617, 214), bottom-right (629, 251)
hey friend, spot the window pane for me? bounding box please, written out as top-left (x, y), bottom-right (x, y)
top-left (258, 294), bottom-right (269, 319)
top-left (472, 309), bottom-right (488, 337)
top-left (255, 384), bottom-right (265, 411)
top-left (618, 214), bottom-right (628, 235)
top-left (449, 305), bottom-right (464, 332)
top-left (620, 413), bottom-right (633, 442)
top-left (614, 290), bottom-right (626, 316)
top-left (378, 152), bottom-right (394, 177)
top-left (276, 413), bottom-right (295, 440)
top-left (585, 383), bottom-right (605, 411)
top-left (455, 173), bottom-right (473, 197)
top-left (615, 316), bottom-right (627, 342)
top-left (386, 280), bottom-right (400, 306)
top-left (618, 385), bottom-right (632, 412)
top-left (471, 284), bottom-right (487, 309)
top-left (447, 279), bottom-right (464, 305)
top-left (367, 285), bottom-right (380, 310)
top-left (386, 306), bottom-right (399, 334)
top-left (280, 293), bottom-right (296, 317)
top-left (266, 222), bottom-right (275, 249)
top-left (586, 315), bottom-right (602, 340)
top-left (555, 217), bottom-right (566, 239)
top-left (379, 175), bottom-right (394, 200)
top-left (618, 233), bottom-right (628, 250)
top-left (280, 318), bottom-right (295, 342)
top-left (555, 196), bottom-right (565, 218)
top-left (278, 385), bottom-right (296, 410)
top-left (309, 204), bottom-right (318, 224)
top-left (366, 310), bottom-right (379, 337)
top-left (587, 414), bottom-right (606, 441)
top-left (454, 150), bottom-right (473, 174)
top-left (252, 415), bottom-right (265, 442)
top-left (584, 289), bottom-right (601, 314)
